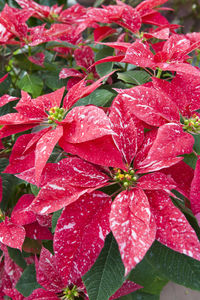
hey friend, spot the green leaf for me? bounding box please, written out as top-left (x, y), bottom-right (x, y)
top-left (119, 290), bottom-right (160, 300)
top-left (15, 264), bottom-right (41, 297)
top-left (0, 100), bottom-right (17, 116)
top-left (7, 247), bottom-right (27, 270)
top-left (30, 184), bottom-right (40, 196)
top-left (183, 153), bottom-right (197, 169)
top-left (129, 251), bottom-right (168, 294)
top-left (42, 240), bottom-right (54, 254)
top-left (0, 72), bottom-right (11, 96)
top-left (95, 46), bottom-right (114, 77)
top-left (17, 73), bottom-right (43, 98)
top-left (192, 134), bottom-right (200, 154)
top-left (46, 41), bottom-right (77, 49)
top-left (52, 209), bottom-right (63, 233)
top-left (0, 158), bottom-right (21, 211)
top-left (129, 241), bottom-right (200, 291)
top-left (117, 70), bottom-right (151, 85)
top-left (94, 0), bottom-right (106, 7)
top-left (44, 71), bottom-right (66, 91)
top-left (73, 89), bottom-right (115, 108)
top-left (83, 233), bottom-right (125, 300)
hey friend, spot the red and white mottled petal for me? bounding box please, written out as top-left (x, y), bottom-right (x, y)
top-left (134, 129), bottom-right (157, 169)
top-left (117, 7), bottom-right (141, 33)
top-left (59, 68), bottom-right (82, 79)
top-left (143, 27), bottom-right (169, 40)
top-left (26, 288), bottom-right (59, 300)
top-left (35, 87), bottom-right (65, 111)
top-left (3, 288), bottom-right (24, 300)
top-left (23, 127), bottom-right (51, 154)
top-left (1, 244), bottom-right (23, 285)
top-left (36, 214), bottom-right (52, 228)
top-left (11, 194), bottom-right (36, 225)
top-left (138, 157), bottom-right (184, 174)
top-left (0, 218), bottom-right (25, 250)
top-left (118, 85), bottom-right (179, 126)
top-left (0, 113), bottom-right (31, 125)
top-left (190, 157), bottom-right (200, 225)
top-left (16, 156), bottom-right (109, 188)
top-left (136, 0), bottom-right (168, 14)
top-left (122, 40), bottom-right (154, 68)
top-left (74, 46), bottom-right (95, 70)
top-left (62, 106), bottom-right (114, 143)
top-left (94, 26), bottom-right (117, 42)
top-left (110, 189), bottom-right (156, 275)
top-left (109, 96), bottom-right (143, 165)
top-left (4, 133), bottom-right (35, 174)
top-left (28, 52), bottom-right (45, 67)
top-left (36, 247), bottom-right (64, 293)
top-left (138, 123), bottom-right (194, 172)
top-left (35, 126), bottom-right (63, 184)
top-left (158, 62), bottom-right (200, 77)
top-left (67, 77), bottom-right (82, 91)
top-left (63, 71), bottom-right (115, 110)
top-left (60, 135), bottom-right (125, 169)
top-left (24, 221), bottom-right (53, 240)
top-left (16, 104), bottom-right (48, 120)
top-left (110, 280), bottom-right (142, 300)
top-left (162, 160), bottom-right (194, 199)
top-left (0, 95), bottom-right (18, 107)
top-left (28, 179), bottom-right (91, 214)
top-left (142, 11), bottom-right (169, 27)
top-left (54, 191), bottom-right (111, 285)
top-left (0, 123), bottom-right (36, 139)
top-left (137, 172), bottom-right (176, 193)
top-left (147, 191), bottom-right (200, 260)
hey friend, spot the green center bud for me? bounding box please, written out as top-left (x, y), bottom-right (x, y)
top-left (48, 107), bottom-right (65, 124)
top-left (183, 114), bottom-right (200, 134)
top-left (60, 286), bottom-right (79, 300)
top-left (113, 167), bottom-right (138, 189)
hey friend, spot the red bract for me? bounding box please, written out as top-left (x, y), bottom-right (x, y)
top-left (1, 72), bottom-right (118, 183)
top-left (54, 191), bottom-right (111, 285)
top-left (0, 217), bottom-right (25, 250)
top-left (28, 52), bottom-right (45, 67)
top-left (107, 98), bottom-right (198, 273)
top-left (27, 247), bottom-right (87, 299)
top-left (15, 0), bottom-right (63, 20)
top-left (87, 4), bottom-right (141, 34)
top-left (0, 95), bottom-right (18, 107)
top-left (0, 244), bottom-right (24, 299)
top-left (115, 84), bottom-right (180, 127)
top-left (86, 0), bottom-right (169, 34)
top-left (146, 190), bottom-right (200, 260)
top-left (16, 156), bottom-right (109, 214)
top-left (151, 75), bottom-right (200, 119)
top-left (109, 280), bottom-right (142, 300)
top-left (60, 46), bottom-right (99, 90)
top-left (190, 157), bottom-right (200, 226)
top-left (123, 35), bottom-right (200, 76)
top-left (0, 73), bottom-right (8, 83)
top-left (19, 96), bottom-right (197, 276)
top-left (110, 189), bottom-right (156, 275)
top-left (0, 4), bottom-right (33, 40)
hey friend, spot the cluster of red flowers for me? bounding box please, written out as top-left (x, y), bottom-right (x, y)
top-left (0, 0), bottom-right (200, 299)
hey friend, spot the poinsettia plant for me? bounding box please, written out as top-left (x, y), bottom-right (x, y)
top-left (0, 0), bottom-right (200, 299)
